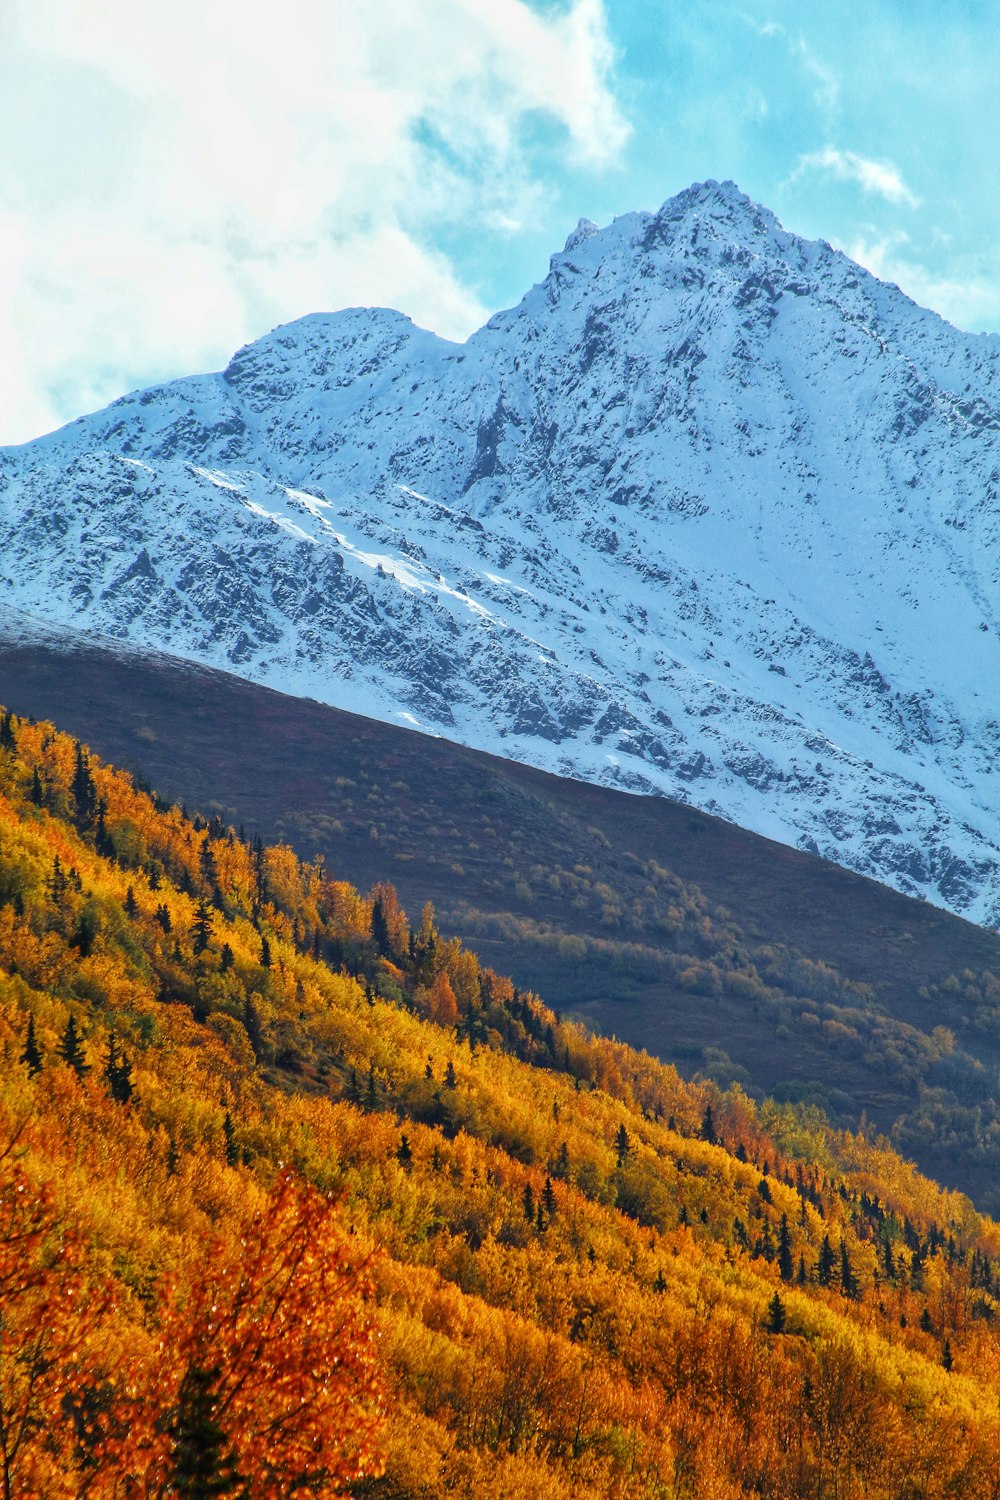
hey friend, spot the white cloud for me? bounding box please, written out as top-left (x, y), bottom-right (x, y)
top-left (791, 37), bottom-right (840, 118)
top-left (793, 147), bottom-right (920, 208)
top-left (846, 232), bottom-right (1000, 333)
top-left (749, 19), bottom-right (840, 119)
top-left (1, 0), bottom-right (628, 443)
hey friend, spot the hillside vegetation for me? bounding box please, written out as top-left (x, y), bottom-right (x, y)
top-left (0, 704), bottom-right (999, 1497)
top-left (6, 637), bottom-right (1000, 1216)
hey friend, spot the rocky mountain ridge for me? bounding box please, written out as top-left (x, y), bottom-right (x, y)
top-left (2, 179), bottom-right (999, 921)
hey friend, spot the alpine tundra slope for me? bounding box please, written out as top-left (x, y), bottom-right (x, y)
top-left (2, 180), bottom-right (998, 922)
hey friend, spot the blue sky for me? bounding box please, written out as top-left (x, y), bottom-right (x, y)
top-left (3, 0), bottom-right (999, 444)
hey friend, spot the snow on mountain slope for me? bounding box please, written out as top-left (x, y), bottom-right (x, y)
top-left (2, 179), bottom-right (999, 922)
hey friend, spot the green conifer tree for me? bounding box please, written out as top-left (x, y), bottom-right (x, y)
top-left (840, 1239), bottom-right (859, 1299)
top-left (169, 1363), bottom-right (249, 1498)
top-left (778, 1214), bottom-right (794, 1282)
top-left (104, 1036), bottom-right (135, 1104)
top-left (192, 900), bottom-right (213, 956)
top-left (817, 1234), bottom-right (836, 1287)
top-left (20, 1016), bottom-right (42, 1077)
top-left (542, 1176), bottom-right (556, 1218)
top-left (766, 1292), bottom-right (786, 1334)
top-left (58, 1015), bottom-right (89, 1078)
top-left (222, 1112), bottom-right (239, 1168)
top-left (72, 742), bottom-right (98, 830)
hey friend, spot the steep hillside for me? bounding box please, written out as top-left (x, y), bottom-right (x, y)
top-left (1, 705), bottom-right (999, 1497)
top-left (5, 634), bottom-right (1000, 1215)
top-left (2, 180), bottom-right (999, 921)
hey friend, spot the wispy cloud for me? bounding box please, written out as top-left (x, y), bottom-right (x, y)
top-left (846, 231), bottom-right (1000, 332)
top-left (749, 18), bottom-right (840, 119)
top-left (1, 0), bottom-right (628, 444)
top-left (792, 148), bottom-right (920, 208)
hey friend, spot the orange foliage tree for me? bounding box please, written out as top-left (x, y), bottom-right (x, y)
top-left (92, 1172), bottom-right (384, 1498)
top-left (0, 1152), bottom-right (113, 1499)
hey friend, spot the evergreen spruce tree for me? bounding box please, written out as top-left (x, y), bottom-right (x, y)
top-left (817, 1234), bottom-right (836, 1287)
top-left (542, 1176), bottom-right (556, 1218)
top-left (20, 1016), bottom-right (42, 1077)
top-left (766, 1292), bottom-right (786, 1334)
top-left (72, 742), bottom-right (98, 830)
top-left (840, 1239), bottom-right (859, 1299)
top-left (94, 802), bottom-right (114, 859)
top-left (192, 900), bottom-right (213, 956)
top-left (701, 1103), bottom-right (717, 1144)
top-left (371, 897), bottom-right (392, 958)
top-left (615, 1123), bottom-right (631, 1167)
top-left (104, 1036), bottom-right (135, 1105)
top-left (222, 1112), bottom-right (239, 1168)
top-left (58, 1015), bottom-right (89, 1078)
top-left (199, 836), bottom-right (218, 896)
top-left (778, 1214), bottom-right (794, 1282)
top-left (883, 1237), bottom-right (896, 1282)
top-left (910, 1249), bottom-right (925, 1292)
top-left (47, 856), bottom-right (68, 905)
top-left (169, 1364), bottom-right (248, 1498)
top-left (72, 904), bottom-right (99, 958)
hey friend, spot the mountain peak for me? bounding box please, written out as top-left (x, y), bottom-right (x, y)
top-left (655, 177), bottom-right (782, 239)
top-left (2, 184), bottom-right (999, 926)
top-left (563, 217), bottom-right (600, 253)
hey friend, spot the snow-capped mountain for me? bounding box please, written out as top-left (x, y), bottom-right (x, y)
top-left (2, 180), bottom-right (999, 922)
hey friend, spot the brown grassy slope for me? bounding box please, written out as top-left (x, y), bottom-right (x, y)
top-left (3, 632), bottom-right (1000, 1207)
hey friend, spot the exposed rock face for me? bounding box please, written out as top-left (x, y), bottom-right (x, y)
top-left (2, 179), bottom-right (999, 922)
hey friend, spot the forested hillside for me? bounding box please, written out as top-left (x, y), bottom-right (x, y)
top-left (8, 634), bottom-right (1000, 1217)
top-left (1, 704), bottom-right (999, 1497)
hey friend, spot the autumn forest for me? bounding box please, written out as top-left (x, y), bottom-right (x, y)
top-left (1, 704), bottom-right (999, 1497)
